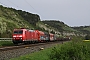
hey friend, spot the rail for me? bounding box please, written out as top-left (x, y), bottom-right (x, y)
top-left (0, 38), bottom-right (12, 41)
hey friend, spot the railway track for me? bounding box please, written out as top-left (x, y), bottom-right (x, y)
top-left (0, 41), bottom-right (64, 51)
top-left (0, 41), bottom-right (68, 60)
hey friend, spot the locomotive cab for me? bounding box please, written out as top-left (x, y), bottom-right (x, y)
top-left (12, 29), bottom-right (25, 44)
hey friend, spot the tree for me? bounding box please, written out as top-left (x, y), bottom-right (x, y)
top-left (85, 35), bottom-right (90, 40)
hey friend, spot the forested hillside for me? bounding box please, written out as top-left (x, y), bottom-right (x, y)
top-left (42, 20), bottom-right (90, 37)
top-left (42, 20), bottom-right (76, 32)
top-left (0, 5), bottom-right (90, 38)
top-left (72, 26), bottom-right (90, 34)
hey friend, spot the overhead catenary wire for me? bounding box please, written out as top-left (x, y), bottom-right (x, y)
top-left (7, 0), bottom-right (19, 8)
top-left (0, 0), bottom-right (45, 19)
top-left (0, 1), bottom-right (8, 7)
top-left (0, 0), bottom-right (39, 14)
top-left (24, 0), bottom-right (46, 19)
top-left (7, 0), bottom-right (23, 10)
top-left (24, 0), bottom-right (39, 13)
top-left (8, 0), bottom-right (42, 15)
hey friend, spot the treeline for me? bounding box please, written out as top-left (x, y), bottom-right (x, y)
top-left (8, 8), bottom-right (40, 26)
top-left (72, 26), bottom-right (90, 34)
top-left (16, 10), bottom-right (40, 26)
top-left (85, 35), bottom-right (90, 40)
top-left (42, 20), bottom-right (66, 32)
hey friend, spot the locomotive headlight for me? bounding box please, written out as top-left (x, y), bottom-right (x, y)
top-left (19, 36), bottom-right (22, 37)
top-left (13, 36), bottom-right (16, 37)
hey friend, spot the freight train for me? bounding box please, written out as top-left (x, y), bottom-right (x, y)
top-left (12, 28), bottom-right (70, 44)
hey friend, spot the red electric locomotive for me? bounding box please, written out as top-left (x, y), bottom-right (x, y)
top-left (12, 28), bottom-right (50, 44)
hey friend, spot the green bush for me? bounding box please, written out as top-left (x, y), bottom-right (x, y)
top-left (49, 41), bottom-right (90, 60)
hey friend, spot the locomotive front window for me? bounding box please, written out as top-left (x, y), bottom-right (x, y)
top-left (14, 30), bottom-right (23, 34)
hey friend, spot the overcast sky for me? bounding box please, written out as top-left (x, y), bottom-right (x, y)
top-left (0, 0), bottom-right (90, 27)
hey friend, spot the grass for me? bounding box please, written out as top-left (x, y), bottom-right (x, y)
top-left (0, 41), bottom-right (14, 46)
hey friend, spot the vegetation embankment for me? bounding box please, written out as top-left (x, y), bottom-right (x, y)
top-left (0, 41), bottom-right (14, 47)
top-left (50, 36), bottom-right (90, 60)
top-left (10, 36), bottom-right (90, 60)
